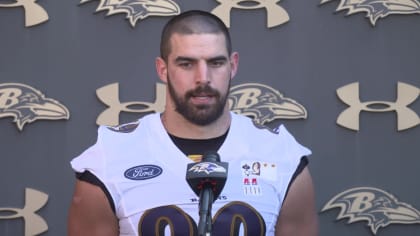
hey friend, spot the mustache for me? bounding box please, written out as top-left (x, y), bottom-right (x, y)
top-left (186, 85), bottom-right (220, 98)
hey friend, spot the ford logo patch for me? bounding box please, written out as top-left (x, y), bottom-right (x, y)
top-left (124, 165), bottom-right (163, 180)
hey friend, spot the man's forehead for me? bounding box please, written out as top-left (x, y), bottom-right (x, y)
top-left (168, 33), bottom-right (228, 56)
top-left (169, 32), bottom-right (226, 43)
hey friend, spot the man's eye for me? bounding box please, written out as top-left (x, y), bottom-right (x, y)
top-left (179, 62), bottom-right (192, 68)
top-left (210, 60), bottom-right (225, 67)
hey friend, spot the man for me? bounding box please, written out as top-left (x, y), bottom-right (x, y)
top-left (68, 10), bottom-right (318, 236)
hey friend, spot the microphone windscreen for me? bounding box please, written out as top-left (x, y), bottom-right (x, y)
top-left (202, 151), bottom-right (220, 162)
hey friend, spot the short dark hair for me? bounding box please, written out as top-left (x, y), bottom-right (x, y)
top-left (160, 10), bottom-right (232, 61)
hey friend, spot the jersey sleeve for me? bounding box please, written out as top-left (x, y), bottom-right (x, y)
top-left (70, 126), bottom-right (107, 178)
top-left (277, 124), bottom-right (312, 159)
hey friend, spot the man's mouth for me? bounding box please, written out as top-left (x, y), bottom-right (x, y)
top-left (187, 86), bottom-right (219, 105)
top-left (190, 94), bottom-right (214, 104)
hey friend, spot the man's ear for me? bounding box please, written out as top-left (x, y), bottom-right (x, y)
top-left (155, 57), bottom-right (168, 83)
top-left (230, 52), bottom-right (239, 79)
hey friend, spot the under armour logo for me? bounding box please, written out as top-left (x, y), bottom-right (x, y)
top-left (336, 82), bottom-right (420, 131)
top-left (0, 188), bottom-right (49, 236)
top-left (211, 0), bottom-right (289, 28)
top-left (0, 0), bottom-right (49, 27)
top-left (96, 82), bottom-right (166, 126)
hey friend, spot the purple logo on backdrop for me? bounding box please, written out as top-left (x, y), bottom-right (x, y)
top-left (124, 165), bottom-right (162, 180)
top-left (322, 187), bottom-right (420, 235)
top-left (0, 83), bottom-right (70, 131)
top-left (228, 83), bottom-right (307, 125)
top-left (320, 0), bottom-right (420, 26)
top-left (79, 0), bottom-right (180, 27)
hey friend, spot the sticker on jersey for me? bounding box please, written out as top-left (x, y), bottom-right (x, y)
top-left (79, 0), bottom-right (180, 27)
top-left (321, 187), bottom-right (420, 235)
top-left (242, 176), bottom-right (262, 196)
top-left (241, 161), bottom-right (277, 196)
top-left (188, 162), bottom-right (226, 175)
top-left (0, 83), bottom-right (70, 131)
top-left (107, 120), bottom-right (140, 133)
top-left (241, 161), bottom-right (277, 181)
top-left (320, 0), bottom-right (420, 26)
top-left (124, 165), bottom-right (163, 180)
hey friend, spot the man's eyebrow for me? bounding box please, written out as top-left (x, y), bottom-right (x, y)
top-left (174, 55), bottom-right (228, 63)
top-left (208, 55), bottom-right (228, 62)
top-left (175, 56), bottom-right (195, 62)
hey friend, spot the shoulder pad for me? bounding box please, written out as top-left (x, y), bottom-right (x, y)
top-left (107, 120), bottom-right (140, 133)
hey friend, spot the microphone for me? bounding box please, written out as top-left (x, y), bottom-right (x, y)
top-left (186, 152), bottom-right (228, 236)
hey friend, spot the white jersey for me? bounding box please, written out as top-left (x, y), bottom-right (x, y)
top-left (71, 112), bottom-right (311, 236)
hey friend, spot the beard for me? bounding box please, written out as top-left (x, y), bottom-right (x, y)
top-left (167, 76), bottom-right (230, 126)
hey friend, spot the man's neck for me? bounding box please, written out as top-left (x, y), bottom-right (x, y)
top-left (160, 107), bottom-right (231, 139)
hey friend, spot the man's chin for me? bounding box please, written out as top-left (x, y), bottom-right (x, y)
top-left (183, 110), bottom-right (219, 126)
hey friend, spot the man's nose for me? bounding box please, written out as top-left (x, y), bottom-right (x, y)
top-left (194, 61), bottom-right (209, 84)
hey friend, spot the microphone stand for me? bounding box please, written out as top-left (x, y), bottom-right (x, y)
top-left (198, 185), bottom-right (214, 236)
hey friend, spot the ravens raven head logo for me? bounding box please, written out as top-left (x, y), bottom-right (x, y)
top-left (0, 83), bottom-right (70, 131)
top-left (188, 162), bottom-right (227, 175)
top-left (320, 0), bottom-right (420, 26)
top-left (228, 83), bottom-right (307, 125)
top-left (80, 0), bottom-right (180, 27)
top-left (322, 187), bottom-right (420, 234)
